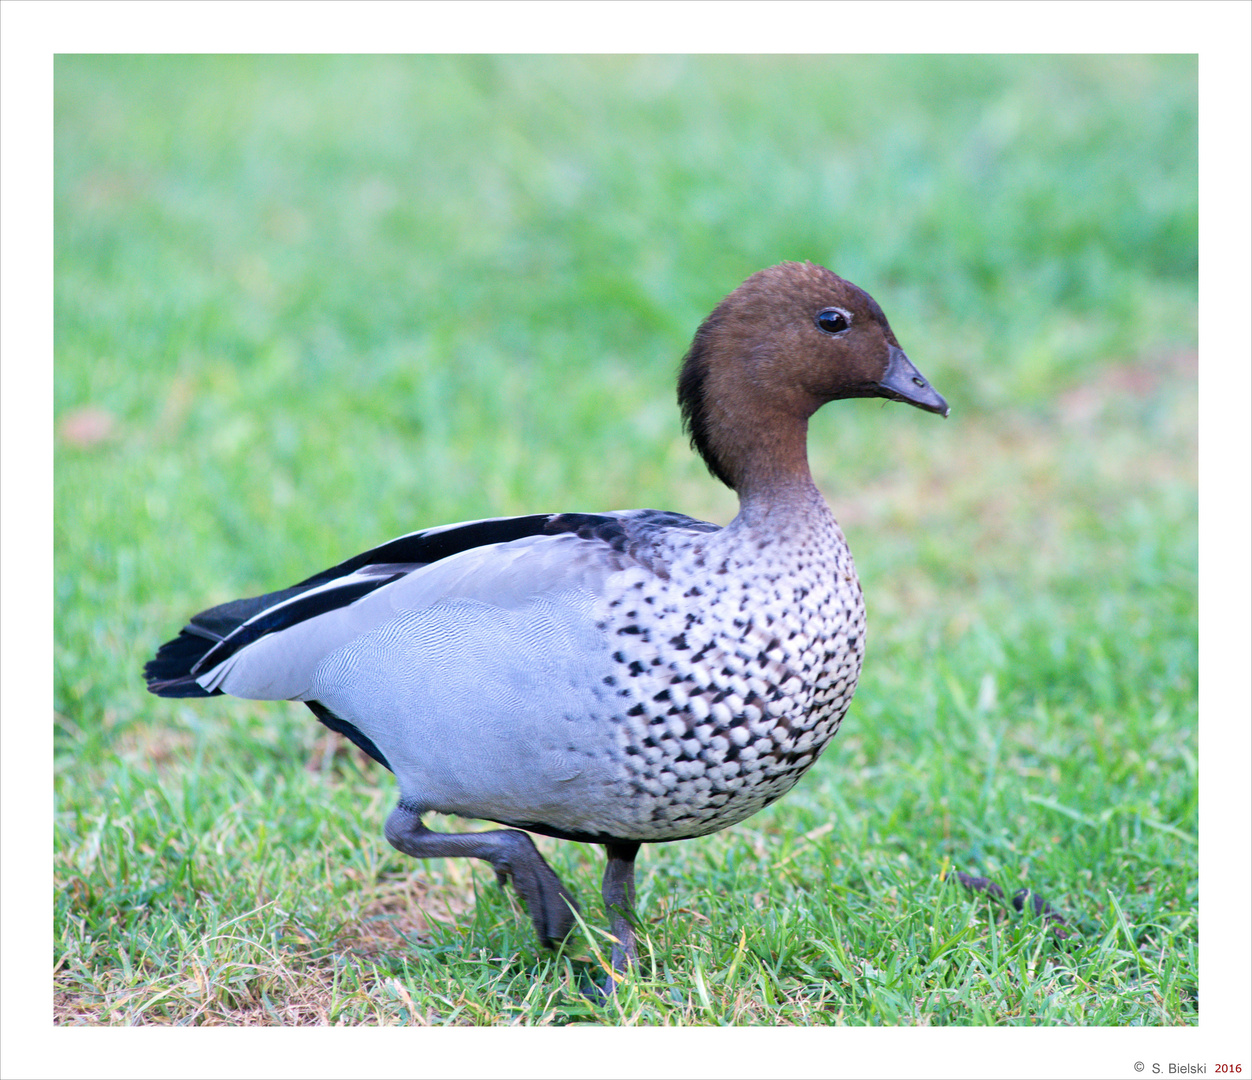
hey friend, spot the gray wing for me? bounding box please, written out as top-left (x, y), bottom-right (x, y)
top-left (205, 528), bottom-right (628, 829)
top-left (196, 527), bottom-right (623, 701)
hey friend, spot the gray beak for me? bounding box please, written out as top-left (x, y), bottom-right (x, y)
top-left (878, 346), bottom-right (949, 417)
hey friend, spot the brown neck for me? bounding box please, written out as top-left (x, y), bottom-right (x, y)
top-left (679, 322), bottom-right (831, 517)
top-left (709, 402), bottom-right (824, 520)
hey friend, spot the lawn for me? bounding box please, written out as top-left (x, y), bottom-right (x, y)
top-left (53, 55), bottom-right (1197, 1026)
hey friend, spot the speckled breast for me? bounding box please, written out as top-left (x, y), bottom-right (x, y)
top-left (594, 512), bottom-right (865, 842)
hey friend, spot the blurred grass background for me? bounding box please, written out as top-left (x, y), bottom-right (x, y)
top-left (54, 55), bottom-right (1196, 1025)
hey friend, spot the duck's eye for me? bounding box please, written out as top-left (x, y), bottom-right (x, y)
top-left (816, 308), bottom-right (851, 335)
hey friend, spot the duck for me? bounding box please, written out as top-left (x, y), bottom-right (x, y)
top-left (145, 260), bottom-right (948, 990)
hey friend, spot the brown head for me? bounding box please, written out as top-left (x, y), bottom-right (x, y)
top-left (677, 261), bottom-right (947, 499)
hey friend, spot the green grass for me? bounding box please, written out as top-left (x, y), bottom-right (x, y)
top-left (54, 55), bottom-right (1197, 1026)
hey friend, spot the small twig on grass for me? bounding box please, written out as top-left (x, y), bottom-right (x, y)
top-left (951, 870), bottom-right (1073, 939)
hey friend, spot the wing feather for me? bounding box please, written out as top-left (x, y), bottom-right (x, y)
top-left (145, 509), bottom-right (717, 700)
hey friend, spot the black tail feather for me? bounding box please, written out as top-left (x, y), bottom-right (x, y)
top-left (144, 589), bottom-right (288, 697)
top-left (144, 628), bottom-right (224, 697)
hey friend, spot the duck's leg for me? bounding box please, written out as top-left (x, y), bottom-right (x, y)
top-left (602, 841), bottom-right (641, 982)
top-left (385, 802), bottom-right (579, 947)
